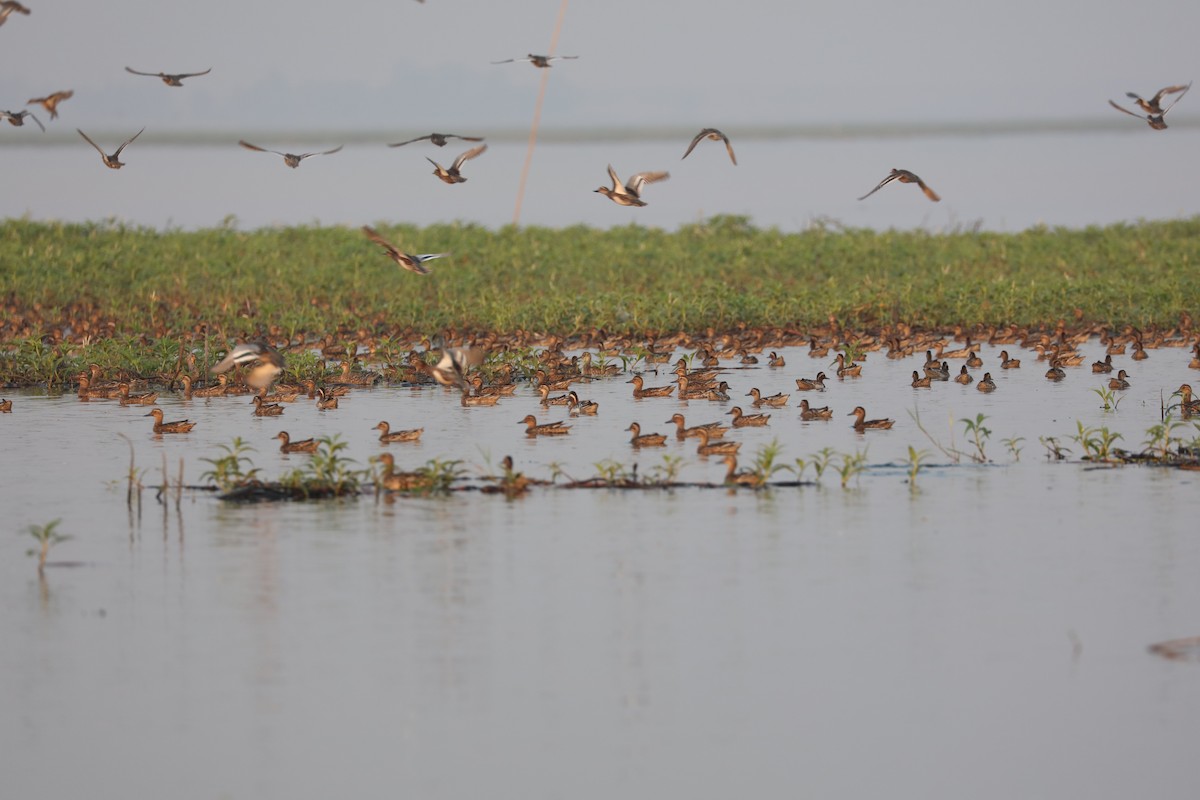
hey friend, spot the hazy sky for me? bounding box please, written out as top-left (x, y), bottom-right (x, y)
top-left (3, 1), bottom-right (1199, 133)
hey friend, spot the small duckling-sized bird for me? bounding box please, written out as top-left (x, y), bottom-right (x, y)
top-left (594, 164), bottom-right (669, 207)
top-left (388, 132), bottom-right (484, 148)
top-left (626, 422), bottom-right (667, 447)
top-left (77, 127), bottom-right (144, 169)
top-left (681, 128), bottom-right (737, 165)
top-left (858, 168), bottom-right (941, 202)
top-left (848, 405), bottom-right (894, 431)
top-left (145, 407), bottom-right (195, 434)
top-left (211, 341), bottom-right (285, 390)
top-left (275, 431), bottom-right (319, 454)
top-left (695, 428), bottom-right (741, 457)
top-left (27, 90), bottom-right (72, 119)
top-left (666, 413), bottom-right (729, 440)
top-left (798, 399), bottom-right (833, 420)
top-left (721, 455), bottom-right (761, 487)
top-left (239, 140), bottom-right (343, 168)
top-left (1000, 350), bottom-right (1021, 369)
top-left (519, 414), bottom-right (571, 436)
top-left (361, 225), bottom-right (447, 275)
top-left (1, 108), bottom-right (44, 132)
top-left (492, 53), bottom-right (579, 68)
top-left (954, 365), bottom-right (974, 385)
top-left (125, 66), bottom-right (212, 87)
top-left (746, 388), bottom-right (790, 408)
top-left (911, 370), bottom-right (932, 388)
top-left (427, 143), bottom-right (487, 184)
top-left (251, 395), bottom-right (285, 416)
top-left (1108, 369), bottom-right (1131, 390)
top-left (0, 398), bottom-right (12, 412)
top-left (977, 372), bottom-right (997, 393)
top-left (727, 406), bottom-right (770, 427)
top-left (374, 421), bottom-right (423, 443)
top-left (794, 372), bottom-right (828, 391)
top-left (0, 2), bottom-right (31, 27)
top-left (627, 374), bottom-right (675, 398)
top-left (1109, 82), bottom-right (1190, 130)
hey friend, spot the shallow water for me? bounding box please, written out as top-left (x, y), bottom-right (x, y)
top-left (6, 126), bottom-right (1200, 232)
top-left (3, 340), bottom-right (1200, 799)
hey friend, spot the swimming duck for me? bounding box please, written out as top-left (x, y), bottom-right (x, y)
top-left (1045, 360), bottom-right (1066, 381)
top-left (857, 168), bottom-right (941, 202)
top-left (374, 421), bottom-right (423, 443)
top-left (977, 372), bottom-right (997, 392)
top-left (375, 452), bottom-right (431, 492)
top-left (831, 352), bottom-right (862, 378)
top-left (1108, 369), bottom-right (1131, 390)
top-left (926, 361), bottom-right (951, 381)
top-left (666, 413), bottom-right (729, 440)
top-left (626, 422), bottom-right (667, 448)
top-left (580, 352), bottom-right (622, 377)
top-left (1091, 354), bottom-right (1114, 373)
top-left (999, 351), bottom-right (1021, 369)
top-left (361, 225), bottom-right (447, 275)
top-left (594, 164), bottom-right (669, 207)
top-left (954, 365), bottom-right (974, 385)
top-left (704, 382), bottom-right (732, 402)
top-left (767, 351), bottom-right (786, 368)
top-left (1189, 343), bottom-right (1200, 370)
top-left (681, 128), bottom-right (737, 165)
top-left (966, 350), bottom-right (983, 368)
top-left (808, 337), bottom-right (831, 358)
top-left (387, 132), bottom-right (484, 148)
top-left (27, 90), bottom-right (73, 119)
top-left (238, 139), bottom-right (343, 168)
top-left (275, 431), bottom-right (319, 454)
top-left (184, 374), bottom-right (227, 398)
top-left (567, 391), bottom-right (599, 416)
top-left (627, 374), bottom-right (675, 398)
top-left (1109, 82), bottom-right (1190, 130)
top-left (1174, 384), bottom-right (1200, 416)
top-left (491, 53), bottom-right (579, 68)
top-left (798, 399), bottom-right (833, 420)
top-left (78, 127), bottom-right (143, 168)
top-left (145, 407), bottom-right (195, 434)
top-left (257, 386), bottom-right (299, 403)
top-left (794, 372), bottom-right (828, 391)
top-left (460, 389), bottom-right (501, 407)
top-left (315, 388), bottom-right (339, 410)
top-left (1131, 341), bottom-right (1149, 360)
top-left (911, 370), bottom-right (932, 388)
top-left (426, 143), bottom-right (487, 184)
top-left (695, 428), bottom-right (741, 457)
top-left (727, 406), bottom-right (770, 427)
top-left (746, 387), bottom-right (790, 408)
top-left (125, 66), bottom-right (212, 87)
top-left (211, 341), bottom-right (285, 389)
top-left (251, 395), bottom-right (285, 416)
top-left (118, 383), bottom-right (158, 406)
top-left (0, 398), bottom-right (11, 412)
top-left (848, 406), bottom-right (894, 431)
top-left (721, 455), bottom-right (761, 487)
top-left (519, 414), bottom-right (571, 436)
top-left (538, 384), bottom-right (573, 406)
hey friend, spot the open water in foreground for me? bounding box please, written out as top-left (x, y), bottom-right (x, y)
top-left (2, 340), bottom-right (1199, 799)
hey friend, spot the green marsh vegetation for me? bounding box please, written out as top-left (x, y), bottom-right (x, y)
top-left (3, 216), bottom-right (1199, 385)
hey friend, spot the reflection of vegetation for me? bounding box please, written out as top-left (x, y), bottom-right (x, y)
top-left (904, 446), bottom-right (931, 488)
top-left (25, 519), bottom-right (70, 575)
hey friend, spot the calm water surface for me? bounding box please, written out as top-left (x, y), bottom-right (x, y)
top-left (3, 341), bottom-right (1199, 799)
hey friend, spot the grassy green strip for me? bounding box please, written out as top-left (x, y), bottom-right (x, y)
top-left (2, 215), bottom-right (1197, 344)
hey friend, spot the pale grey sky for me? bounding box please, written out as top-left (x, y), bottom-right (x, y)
top-left (3, 1), bottom-right (1198, 133)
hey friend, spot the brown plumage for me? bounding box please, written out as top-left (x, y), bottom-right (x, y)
top-left (681, 128), bottom-right (737, 165)
top-left (362, 225), bottom-right (447, 275)
top-left (427, 143), bottom-right (487, 184)
top-left (125, 66), bottom-right (212, 87)
top-left (858, 168), bottom-right (940, 202)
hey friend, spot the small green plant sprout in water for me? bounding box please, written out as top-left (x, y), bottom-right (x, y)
top-left (200, 437), bottom-right (259, 491)
top-left (1069, 421), bottom-right (1123, 463)
top-left (749, 439), bottom-right (788, 485)
top-left (1093, 385), bottom-right (1123, 412)
top-left (961, 413), bottom-right (992, 463)
top-left (592, 458), bottom-right (634, 487)
top-left (904, 446), bottom-right (931, 487)
top-left (25, 519), bottom-right (70, 575)
top-left (836, 448), bottom-right (869, 489)
top-left (802, 446), bottom-right (837, 485)
top-left (1040, 436), bottom-right (1070, 461)
top-left (1002, 436), bottom-right (1026, 462)
top-left (1143, 415), bottom-right (1189, 461)
top-left (304, 435), bottom-right (362, 495)
top-left (646, 453), bottom-right (684, 486)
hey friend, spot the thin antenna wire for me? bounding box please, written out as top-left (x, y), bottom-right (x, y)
top-left (512, 0), bottom-right (570, 226)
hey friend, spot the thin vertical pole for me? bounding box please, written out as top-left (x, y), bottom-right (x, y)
top-left (512, 0), bottom-right (569, 226)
